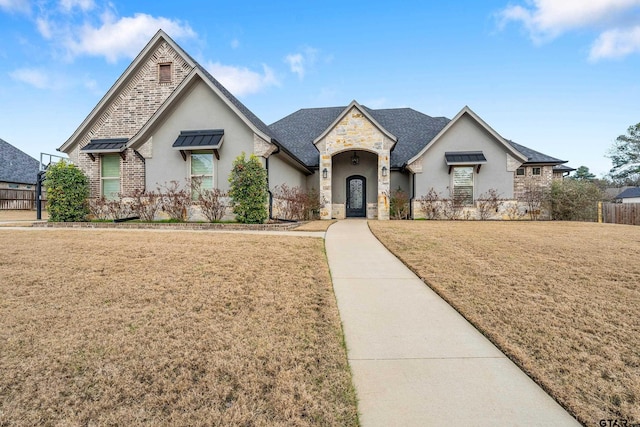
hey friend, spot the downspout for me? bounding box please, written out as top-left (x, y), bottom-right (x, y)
top-left (266, 156), bottom-right (273, 220)
top-left (410, 168), bottom-right (416, 220)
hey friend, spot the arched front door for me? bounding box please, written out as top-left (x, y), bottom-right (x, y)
top-left (346, 175), bottom-right (366, 217)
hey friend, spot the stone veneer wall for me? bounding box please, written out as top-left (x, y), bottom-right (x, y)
top-left (72, 41), bottom-right (193, 197)
top-left (316, 107), bottom-right (394, 220)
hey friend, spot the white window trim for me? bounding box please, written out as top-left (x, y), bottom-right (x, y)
top-left (100, 154), bottom-right (120, 200)
top-left (532, 167), bottom-right (542, 176)
top-left (451, 165), bottom-right (474, 206)
top-left (188, 150), bottom-right (215, 199)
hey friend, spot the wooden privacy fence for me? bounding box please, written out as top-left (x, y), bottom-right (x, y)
top-left (601, 202), bottom-right (640, 226)
top-left (0, 188), bottom-right (47, 210)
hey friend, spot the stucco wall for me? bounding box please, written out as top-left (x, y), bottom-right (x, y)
top-left (413, 114), bottom-right (517, 200)
top-left (390, 171), bottom-right (410, 195)
top-left (268, 153), bottom-right (308, 191)
top-left (143, 80), bottom-right (255, 192)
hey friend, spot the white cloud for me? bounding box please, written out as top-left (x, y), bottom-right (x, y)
top-left (59, 0), bottom-right (95, 12)
top-left (36, 17), bottom-right (52, 39)
top-left (285, 53), bottom-right (305, 78)
top-left (64, 12), bottom-right (196, 62)
top-left (0, 0), bottom-right (30, 13)
top-left (285, 46), bottom-right (318, 79)
top-left (204, 61), bottom-right (279, 96)
top-left (590, 25), bottom-right (640, 59)
top-left (499, 0), bottom-right (640, 59)
top-left (9, 68), bottom-right (51, 89)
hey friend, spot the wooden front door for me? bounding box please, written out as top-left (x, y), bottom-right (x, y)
top-left (346, 175), bottom-right (366, 217)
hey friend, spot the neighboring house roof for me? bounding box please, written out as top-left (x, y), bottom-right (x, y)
top-left (508, 140), bottom-right (566, 165)
top-left (615, 187), bottom-right (640, 199)
top-left (0, 138), bottom-right (39, 185)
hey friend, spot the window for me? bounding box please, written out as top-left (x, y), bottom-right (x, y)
top-left (532, 167), bottom-right (541, 176)
top-left (8, 183), bottom-right (19, 189)
top-left (516, 168), bottom-right (525, 176)
top-left (452, 166), bottom-right (474, 205)
top-left (159, 63), bottom-right (172, 83)
top-left (190, 151), bottom-right (214, 200)
top-left (101, 155), bottom-right (120, 200)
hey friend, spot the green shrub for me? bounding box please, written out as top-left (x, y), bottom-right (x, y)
top-left (550, 179), bottom-right (603, 221)
top-left (44, 160), bottom-right (89, 222)
top-left (228, 153), bottom-right (268, 224)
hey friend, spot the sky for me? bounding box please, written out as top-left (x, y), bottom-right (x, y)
top-left (1, 0), bottom-right (639, 177)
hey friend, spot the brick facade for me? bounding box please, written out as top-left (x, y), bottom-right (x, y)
top-left (513, 165), bottom-right (553, 200)
top-left (71, 41), bottom-right (193, 197)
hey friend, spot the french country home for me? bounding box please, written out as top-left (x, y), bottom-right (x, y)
top-left (59, 30), bottom-right (571, 220)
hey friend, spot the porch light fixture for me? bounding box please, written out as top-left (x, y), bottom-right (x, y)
top-left (382, 166), bottom-right (388, 177)
top-left (351, 151), bottom-right (359, 165)
top-left (322, 168), bottom-right (328, 179)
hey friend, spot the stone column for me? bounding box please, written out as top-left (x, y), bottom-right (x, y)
top-left (377, 153), bottom-right (390, 220)
top-left (320, 153), bottom-right (332, 220)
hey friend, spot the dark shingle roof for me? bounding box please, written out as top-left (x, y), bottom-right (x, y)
top-left (172, 130), bottom-right (224, 149)
top-left (508, 140), bottom-right (565, 164)
top-left (268, 106), bottom-right (450, 168)
top-left (615, 187), bottom-right (640, 199)
top-left (268, 107), bottom-right (344, 167)
top-left (0, 138), bottom-right (39, 185)
top-left (195, 64), bottom-right (276, 140)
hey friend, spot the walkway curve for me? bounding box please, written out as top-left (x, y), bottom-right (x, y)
top-left (325, 219), bottom-right (579, 427)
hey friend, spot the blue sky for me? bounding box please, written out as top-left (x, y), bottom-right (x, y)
top-left (1, 0), bottom-right (639, 176)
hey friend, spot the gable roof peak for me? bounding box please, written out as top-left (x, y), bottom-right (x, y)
top-left (312, 100), bottom-right (398, 145)
top-left (58, 28), bottom-right (196, 153)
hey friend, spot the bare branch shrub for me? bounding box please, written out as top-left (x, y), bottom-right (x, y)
top-left (442, 191), bottom-right (467, 220)
top-left (158, 181), bottom-right (191, 221)
top-left (192, 177), bottom-right (227, 222)
top-left (416, 188), bottom-right (442, 219)
top-left (88, 197), bottom-right (110, 220)
top-left (88, 196), bottom-right (131, 220)
top-left (127, 188), bottom-right (162, 221)
top-left (476, 189), bottom-right (503, 220)
top-left (272, 184), bottom-right (321, 220)
top-left (389, 187), bottom-right (410, 220)
top-left (505, 202), bottom-right (526, 220)
top-left (522, 183), bottom-right (548, 220)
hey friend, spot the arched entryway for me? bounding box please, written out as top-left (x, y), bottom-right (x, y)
top-left (346, 175), bottom-right (366, 217)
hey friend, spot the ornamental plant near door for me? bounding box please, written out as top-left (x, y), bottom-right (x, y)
top-left (228, 153), bottom-right (268, 224)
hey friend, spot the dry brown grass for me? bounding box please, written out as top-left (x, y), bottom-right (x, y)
top-left (369, 221), bottom-right (640, 426)
top-left (0, 229), bottom-right (357, 426)
top-left (0, 210), bottom-right (48, 222)
top-left (293, 221), bottom-right (336, 232)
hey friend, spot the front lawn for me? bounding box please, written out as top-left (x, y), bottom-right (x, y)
top-left (369, 221), bottom-right (639, 426)
top-left (0, 229), bottom-right (358, 426)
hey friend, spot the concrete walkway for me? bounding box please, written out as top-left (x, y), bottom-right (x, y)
top-left (325, 220), bottom-right (580, 427)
